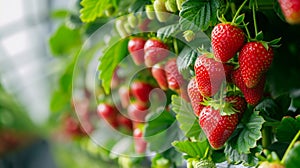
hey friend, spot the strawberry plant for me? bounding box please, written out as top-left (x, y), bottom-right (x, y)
top-left (48, 0), bottom-right (300, 167)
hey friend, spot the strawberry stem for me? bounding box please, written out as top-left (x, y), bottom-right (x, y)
top-left (262, 126), bottom-right (272, 148)
top-left (281, 130), bottom-right (300, 164)
top-left (252, 0), bottom-right (258, 37)
top-left (231, 0), bottom-right (248, 25)
top-left (173, 37), bottom-right (179, 56)
top-left (242, 20), bottom-right (251, 40)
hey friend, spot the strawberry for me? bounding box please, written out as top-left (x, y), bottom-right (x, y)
top-left (194, 55), bottom-right (231, 97)
top-left (131, 81), bottom-right (154, 103)
top-left (258, 161), bottom-right (285, 168)
top-left (225, 95), bottom-right (247, 119)
top-left (118, 86), bottom-right (131, 108)
top-left (153, 0), bottom-right (171, 22)
top-left (187, 78), bottom-right (205, 116)
top-left (232, 68), bottom-right (265, 106)
top-left (278, 0), bottom-right (300, 24)
top-left (238, 42), bottom-right (273, 88)
top-left (117, 114), bottom-right (133, 131)
top-left (133, 127), bottom-right (147, 154)
top-left (128, 102), bottom-right (149, 122)
top-left (97, 103), bottom-right (119, 128)
top-left (211, 23), bottom-right (245, 63)
top-left (144, 38), bottom-right (169, 67)
top-left (151, 63), bottom-right (169, 90)
top-left (128, 37), bottom-right (146, 65)
top-left (165, 58), bottom-right (185, 91)
top-left (199, 105), bottom-right (239, 149)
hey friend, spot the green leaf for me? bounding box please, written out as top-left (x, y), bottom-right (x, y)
top-left (144, 110), bottom-right (180, 152)
top-left (237, 111), bottom-right (265, 153)
top-left (51, 9), bottom-right (70, 19)
top-left (276, 116), bottom-right (300, 143)
top-left (172, 140), bottom-right (209, 158)
top-left (285, 142), bottom-right (300, 168)
top-left (224, 142), bottom-right (260, 166)
top-left (80, 0), bottom-right (109, 22)
top-left (179, 0), bottom-right (222, 31)
top-left (177, 47), bottom-right (198, 72)
top-left (50, 90), bottom-right (70, 113)
top-left (157, 24), bottom-right (181, 40)
top-left (255, 98), bottom-right (282, 121)
top-left (49, 24), bottom-right (82, 56)
top-left (171, 95), bottom-right (202, 138)
top-left (98, 38), bottom-right (129, 94)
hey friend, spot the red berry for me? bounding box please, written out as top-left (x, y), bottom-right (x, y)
top-left (118, 86), bottom-right (131, 109)
top-left (258, 161), bottom-right (285, 168)
top-left (131, 81), bottom-right (154, 103)
top-left (194, 55), bottom-right (230, 97)
top-left (128, 37), bottom-right (146, 65)
top-left (238, 42), bottom-right (273, 88)
top-left (128, 102), bottom-right (149, 122)
top-left (144, 38), bottom-right (169, 67)
top-left (117, 114), bottom-right (133, 131)
top-left (278, 0), bottom-right (300, 24)
top-left (199, 106), bottom-right (239, 149)
top-left (151, 63), bottom-right (169, 90)
top-left (225, 95), bottom-right (247, 119)
top-left (211, 23), bottom-right (245, 63)
top-left (187, 78), bottom-right (205, 116)
top-left (232, 68), bottom-right (265, 106)
top-left (165, 58), bottom-right (186, 91)
top-left (97, 103), bottom-right (119, 128)
top-left (133, 127), bottom-right (147, 154)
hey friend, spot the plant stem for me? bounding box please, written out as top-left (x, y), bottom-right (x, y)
top-left (242, 21), bottom-right (251, 40)
top-left (173, 38), bottom-right (178, 56)
top-left (281, 130), bottom-right (300, 164)
top-left (252, 0), bottom-right (258, 37)
top-left (262, 126), bottom-right (272, 148)
top-left (231, 0), bottom-right (248, 24)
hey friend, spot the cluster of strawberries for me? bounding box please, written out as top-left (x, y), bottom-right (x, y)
top-left (188, 21), bottom-right (275, 149)
top-left (97, 37), bottom-right (189, 154)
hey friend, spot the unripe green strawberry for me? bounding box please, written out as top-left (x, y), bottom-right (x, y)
top-left (183, 30), bottom-right (196, 42)
top-left (124, 22), bottom-right (133, 35)
top-left (104, 5), bottom-right (115, 17)
top-left (146, 5), bottom-right (156, 20)
top-left (193, 159), bottom-right (216, 168)
top-left (165, 0), bottom-right (178, 13)
top-left (115, 18), bottom-right (128, 37)
top-left (278, 0), bottom-right (300, 24)
top-left (153, 0), bottom-right (170, 22)
top-left (127, 13), bottom-right (137, 28)
top-left (176, 0), bottom-right (186, 11)
top-left (211, 23), bottom-right (245, 63)
top-left (238, 42), bottom-right (273, 88)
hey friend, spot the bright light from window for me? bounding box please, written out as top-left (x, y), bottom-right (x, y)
top-left (0, 0), bottom-right (24, 28)
top-left (1, 30), bottom-right (31, 56)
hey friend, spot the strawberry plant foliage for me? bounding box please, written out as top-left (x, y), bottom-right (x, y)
top-left (179, 0), bottom-right (223, 31)
top-left (80, 0), bottom-right (110, 22)
top-left (98, 38), bottom-right (129, 94)
top-left (157, 24), bottom-right (181, 40)
top-left (276, 116), bottom-right (300, 143)
top-left (171, 95), bottom-right (202, 138)
top-left (172, 140), bottom-right (209, 159)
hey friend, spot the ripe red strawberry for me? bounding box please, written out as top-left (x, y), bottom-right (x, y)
top-left (187, 78), bottom-right (205, 116)
top-left (194, 55), bottom-right (231, 97)
top-left (151, 63), bottom-right (168, 90)
top-left (118, 86), bottom-right (131, 108)
top-left (165, 58), bottom-right (185, 91)
top-left (117, 114), bottom-right (133, 131)
top-left (128, 37), bottom-right (147, 65)
top-left (225, 95), bottom-right (247, 119)
top-left (133, 127), bottom-right (147, 154)
top-left (199, 106), bottom-right (239, 149)
top-left (278, 0), bottom-right (300, 24)
top-left (238, 42), bottom-right (273, 88)
top-left (232, 68), bottom-right (265, 106)
top-left (128, 102), bottom-right (149, 122)
top-left (144, 38), bottom-right (169, 67)
top-left (97, 103), bottom-right (119, 128)
top-left (131, 81), bottom-right (153, 103)
top-left (211, 23), bottom-right (245, 63)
